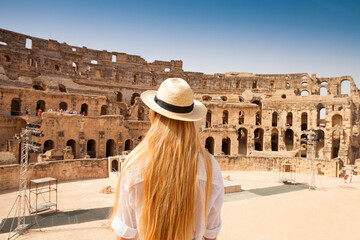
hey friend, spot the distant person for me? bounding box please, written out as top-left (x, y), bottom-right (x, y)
top-left (111, 78), bottom-right (224, 240)
top-left (344, 173), bottom-right (348, 183)
top-left (38, 109), bottom-right (42, 117)
top-left (349, 171), bottom-right (353, 183)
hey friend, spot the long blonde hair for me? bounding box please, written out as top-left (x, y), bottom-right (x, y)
top-left (111, 110), bottom-right (213, 240)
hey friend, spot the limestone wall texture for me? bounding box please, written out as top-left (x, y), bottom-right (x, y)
top-left (0, 159), bottom-right (108, 190)
top-left (1, 28), bottom-right (359, 178)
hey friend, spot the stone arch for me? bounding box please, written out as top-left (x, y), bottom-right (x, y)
top-left (111, 160), bottom-right (119, 171)
top-left (320, 87), bottom-right (327, 96)
top-left (205, 137), bottom-right (214, 154)
top-left (239, 111), bottom-right (245, 125)
top-left (59, 84), bottom-right (67, 93)
top-left (332, 130), bottom-right (340, 158)
top-left (106, 139), bottom-right (116, 157)
top-left (36, 100), bottom-right (45, 112)
top-left (206, 110), bottom-right (212, 128)
top-left (202, 95), bottom-right (212, 101)
top-left (340, 79), bottom-right (351, 96)
top-left (33, 84), bottom-right (45, 91)
top-left (251, 98), bottom-right (262, 108)
top-left (317, 104), bottom-right (326, 126)
top-left (316, 130), bottom-right (325, 158)
top-left (101, 105), bottom-right (108, 115)
top-left (130, 93), bottom-right (140, 105)
top-left (87, 139), bottom-right (96, 158)
top-left (238, 128), bottom-right (247, 155)
top-left (59, 102), bottom-right (68, 111)
top-left (138, 106), bottom-right (144, 120)
top-left (66, 139), bottom-right (76, 158)
top-left (271, 128), bottom-right (279, 151)
top-left (332, 114), bottom-right (343, 127)
top-left (272, 112), bottom-right (278, 127)
top-left (222, 137), bottom-right (231, 155)
top-left (125, 139), bottom-right (133, 151)
top-left (116, 92), bottom-right (123, 102)
top-left (81, 103), bottom-right (88, 116)
top-left (286, 112), bottom-right (293, 126)
top-left (222, 110), bottom-right (228, 124)
top-left (301, 90), bottom-right (309, 96)
top-left (284, 129), bottom-right (294, 151)
top-left (254, 128), bottom-right (264, 151)
top-left (301, 112), bottom-right (308, 131)
top-left (300, 134), bottom-right (307, 158)
top-left (43, 140), bottom-right (54, 153)
top-left (11, 98), bottom-right (21, 116)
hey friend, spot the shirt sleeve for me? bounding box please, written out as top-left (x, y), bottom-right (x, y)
top-left (111, 180), bottom-right (138, 239)
top-left (204, 181), bottom-right (224, 239)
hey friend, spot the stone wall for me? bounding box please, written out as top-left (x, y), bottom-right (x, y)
top-left (0, 158), bottom-right (108, 191)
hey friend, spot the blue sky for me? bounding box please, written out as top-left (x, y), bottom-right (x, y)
top-left (0, 0), bottom-right (359, 85)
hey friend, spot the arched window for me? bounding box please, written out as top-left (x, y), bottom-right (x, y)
top-left (255, 111), bottom-right (261, 125)
top-left (332, 114), bottom-right (343, 127)
top-left (36, 100), bottom-right (45, 112)
top-left (11, 98), bottom-right (21, 116)
top-left (301, 91), bottom-right (309, 96)
top-left (101, 105), bottom-right (108, 115)
top-left (222, 110), bottom-right (228, 124)
top-left (239, 111), bottom-right (245, 125)
top-left (316, 130), bottom-right (325, 158)
top-left (66, 139), bottom-right (76, 158)
top-left (254, 128), bottom-right (264, 151)
top-left (111, 160), bottom-right (119, 171)
top-left (130, 93), bottom-right (140, 105)
top-left (340, 80), bottom-right (351, 96)
top-left (272, 112), bottom-right (277, 127)
top-left (203, 95), bottom-right (212, 101)
top-left (300, 134), bottom-right (307, 158)
top-left (106, 139), bottom-right (116, 157)
top-left (33, 84), bottom-right (45, 91)
top-left (206, 111), bottom-right (212, 128)
top-left (59, 102), bottom-right (68, 111)
top-left (205, 137), bottom-right (214, 154)
top-left (222, 138), bottom-right (231, 155)
top-left (59, 84), bottom-right (67, 93)
top-left (284, 129), bottom-right (294, 151)
top-left (43, 140), bottom-right (54, 153)
top-left (332, 130), bottom-right (340, 158)
top-left (125, 139), bottom-right (133, 151)
top-left (271, 129), bottom-right (279, 151)
top-left (238, 128), bottom-right (247, 155)
top-left (87, 139), bottom-right (96, 158)
top-left (301, 112), bottom-right (308, 131)
top-left (320, 87), bottom-right (327, 96)
top-left (81, 103), bottom-right (88, 116)
top-left (286, 113), bottom-right (293, 126)
top-left (317, 104), bottom-right (326, 126)
top-left (138, 107), bottom-right (144, 120)
top-left (116, 92), bottom-right (123, 102)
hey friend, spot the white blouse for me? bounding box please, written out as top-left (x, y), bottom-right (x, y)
top-left (111, 154), bottom-right (224, 240)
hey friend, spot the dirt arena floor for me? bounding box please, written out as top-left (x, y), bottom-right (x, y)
top-left (0, 170), bottom-right (359, 240)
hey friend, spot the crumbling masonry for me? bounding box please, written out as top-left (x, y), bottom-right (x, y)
top-left (1, 28), bottom-right (359, 179)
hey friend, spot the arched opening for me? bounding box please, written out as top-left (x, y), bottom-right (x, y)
top-left (251, 99), bottom-right (261, 108)
top-left (320, 87), bottom-right (327, 96)
top-left (106, 139), bottom-right (116, 157)
top-left (286, 112), bottom-right (293, 126)
top-left (205, 137), bottom-right (214, 154)
top-left (301, 112), bottom-right (308, 131)
top-left (130, 93), bottom-right (140, 105)
top-left (33, 84), bottom-right (45, 91)
top-left (300, 134), bottom-right (307, 158)
top-left (239, 97), bottom-right (244, 102)
top-left (222, 110), bottom-right (228, 124)
top-left (55, 64), bottom-right (60, 71)
top-left (284, 129), bottom-right (294, 151)
top-left (239, 111), bottom-right (244, 125)
top-left (238, 128), bottom-right (247, 155)
top-left (133, 74), bottom-right (139, 83)
top-left (301, 90), bottom-right (309, 96)
top-left (66, 139), bottom-right (76, 159)
top-left (11, 98), bottom-right (21, 116)
top-left (332, 130), bottom-right (340, 159)
top-left (87, 139), bottom-right (96, 158)
top-left (220, 96), bottom-right (228, 101)
top-left (272, 112), bottom-right (277, 127)
top-left (317, 104), bottom-right (326, 126)
top-left (4, 55), bottom-right (10, 62)
top-left (36, 100), bottom-right (45, 113)
top-left (125, 139), bottom-right (133, 151)
top-left (111, 160), bottom-right (119, 171)
top-left (271, 129), bottom-right (279, 151)
top-left (316, 130), bottom-right (325, 158)
top-left (255, 111), bottom-right (261, 125)
top-left (59, 102), bottom-right (68, 111)
top-left (138, 107), bottom-right (144, 120)
top-left (202, 95), bottom-right (212, 101)
top-left (340, 80), bottom-right (351, 96)
top-left (81, 103), bottom-right (88, 116)
top-left (59, 84), bottom-right (67, 93)
top-left (116, 92), bottom-right (122, 102)
top-left (43, 140), bottom-right (54, 153)
top-left (222, 137), bottom-right (231, 155)
top-left (101, 105), bottom-right (108, 115)
top-left (332, 114), bottom-right (343, 127)
top-left (206, 111), bottom-right (212, 128)
top-left (254, 128), bottom-right (264, 151)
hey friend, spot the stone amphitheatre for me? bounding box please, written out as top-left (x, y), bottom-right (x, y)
top-left (0, 28), bottom-right (359, 191)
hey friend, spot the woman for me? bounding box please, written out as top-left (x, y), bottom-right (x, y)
top-left (111, 78), bottom-right (224, 240)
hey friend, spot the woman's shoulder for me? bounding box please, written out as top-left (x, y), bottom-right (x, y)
top-left (199, 153), bottom-right (223, 187)
top-left (120, 156), bottom-right (146, 189)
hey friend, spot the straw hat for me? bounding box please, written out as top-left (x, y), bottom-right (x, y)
top-left (141, 78), bottom-right (207, 121)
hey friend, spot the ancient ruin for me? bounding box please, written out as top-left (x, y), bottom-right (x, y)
top-left (0, 28), bottom-right (359, 188)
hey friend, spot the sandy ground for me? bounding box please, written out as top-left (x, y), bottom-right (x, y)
top-left (0, 171), bottom-right (359, 240)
